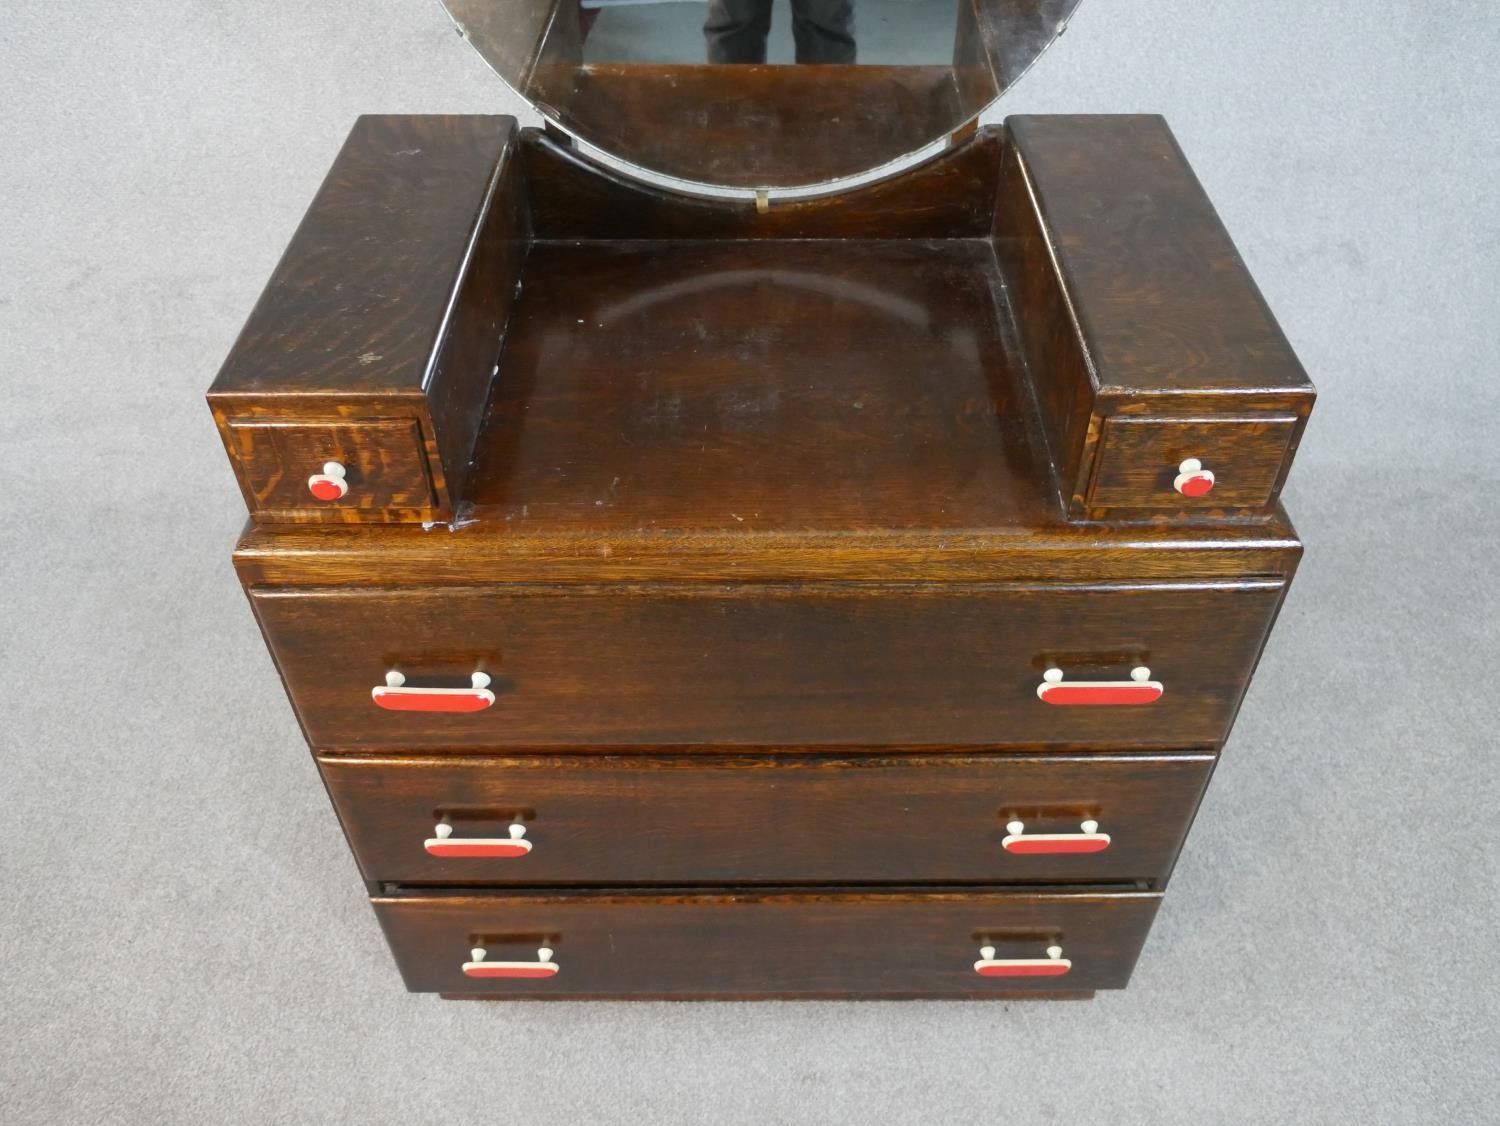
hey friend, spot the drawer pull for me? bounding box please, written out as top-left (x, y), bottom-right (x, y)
top-left (1003, 819), bottom-right (1111, 855)
top-left (371, 670), bottom-right (494, 713)
top-left (307, 460), bottom-right (348, 501)
top-left (463, 945), bottom-right (558, 980)
top-left (425, 821), bottom-right (531, 859)
top-left (974, 943), bottom-right (1071, 978)
top-left (1037, 666), bottom-right (1162, 706)
top-left (1174, 458), bottom-right (1216, 497)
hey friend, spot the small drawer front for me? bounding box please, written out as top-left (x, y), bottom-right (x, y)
top-left (1088, 415), bottom-right (1301, 516)
top-left (250, 581), bottom-right (1284, 749)
top-left (373, 889), bottom-right (1162, 998)
top-left (321, 751), bottom-right (1214, 885)
top-left (224, 418), bottom-right (435, 520)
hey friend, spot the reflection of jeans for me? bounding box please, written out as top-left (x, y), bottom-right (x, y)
top-left (705, 0), bottom-right (856, 64)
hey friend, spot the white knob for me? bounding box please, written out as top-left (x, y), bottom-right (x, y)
top-left (1178, 458), bottom-right (1201, 474)
top-left (1081, 819), bottom-right (1099, 834)
top-left (470, 947), bottom-right (487, 963)
top-left (434, 822), bottom-right (454, 840)
top-left (1006, 819), bottom-right (1025, 836)
top-left (508, 823), bottom-right (527, 841)
top-left (471, 671), bottom-right (492, 690)
top-left (980, 945), bottom-right (996, 961)
top-left (1130, 666), bottom-right (1152, 682)
top-left (1046, 945), bottom-right (1063, 960)
top-left (322, 461), bottom-right (346, 479)
top-left (1042, 668), bottom-right (1064, 684)
top-left (537, 946), bottom-right (555, 963)
top-left (384, 670), bottom-right (406, 688)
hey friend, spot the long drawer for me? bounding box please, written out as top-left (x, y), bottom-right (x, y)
top-left (322, 750), bottom-right (1213, 885)
top-left (373, 888), bottom-right (1162, 998)
top-left (251, 581), bottom-right (1284, 748)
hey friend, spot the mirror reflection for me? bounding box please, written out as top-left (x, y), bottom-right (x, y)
top-left (442, 0), bottom-right (1082, 189)
top-left (579, 0), bottom-right (958, 67)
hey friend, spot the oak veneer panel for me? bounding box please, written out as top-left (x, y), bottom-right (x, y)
top-left (466, 238), bottom-right (1048, 531)
top-left (321, 750), bottom-right (1214, 885)
top-left (251, 580), bottom-right (1285, 749)
top-left (373, 888), bottom-right (1162, 998)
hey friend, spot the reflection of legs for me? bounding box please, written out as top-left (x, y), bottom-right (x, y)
top-left (705, 0), bottom-right (774, 63)
top-left (791, 0), bottom-right (855, 64)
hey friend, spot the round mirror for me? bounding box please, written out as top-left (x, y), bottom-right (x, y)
top-left (441, 0), bottom-right (1083, 192)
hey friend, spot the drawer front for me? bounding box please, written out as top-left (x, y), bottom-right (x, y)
top-left (1087, 415), bottom-right (1301, 517)
top-left (251, 581), bottom-right (1285, 748)
top-left (223, 418), bottom-right (436, 520)
top-left (373, 889), bottom-right (1162, 998)
top-left (322, 751), bottom-right (1214, 885)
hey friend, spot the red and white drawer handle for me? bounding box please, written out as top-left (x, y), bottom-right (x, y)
top-left (463, 945), bottom-right (559, 980)
top-left (371, 670), bottom-right (495, 713)
top-left (307, 460), bottom-right (348, 502)
top-left (1037, 666), bottom-right (1163, 706)
top-left (973, 943), bottom-right (1072, 978)
top-left (425, 821), bottom-right (532, 859)
top-left (1003, 818), bottom-right (1111, 855)
top-left (1174, 458), bottom-right (1215, 497)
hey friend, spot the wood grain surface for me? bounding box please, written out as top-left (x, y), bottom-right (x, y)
top-left (321, 750), bottom-right (1215, 886)
top-left (373, 887), bottom-right (1162, 998)
top-left (251, 580), bottom-right (1285, 749)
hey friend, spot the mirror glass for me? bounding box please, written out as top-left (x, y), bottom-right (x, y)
top-left (442, 0), bottom-right (1082, 190)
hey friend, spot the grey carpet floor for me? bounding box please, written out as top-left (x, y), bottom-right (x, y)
top-left (2, 2), bottom-right (1497, 1123)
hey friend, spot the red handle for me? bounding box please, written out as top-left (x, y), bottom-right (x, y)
top-left (1037, 666), bottom-right (1162, 706)
top-left (973, 944), bottom-right (1071, 978)
top-left (463, 946), bottom-right (558, 980)
top-left (1002, 819), bottom-right (1111, 855)
top-left (425, 822), bottom-right (532, 859)
top-left (372, 670), bottom-right (494, 713)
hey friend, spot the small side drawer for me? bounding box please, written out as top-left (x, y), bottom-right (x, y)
top-left (207, 116), bottom-right (530, 527)
top-left (223, 418), bottom-right (436, 520)
top-left (1086, 415), bottom-right (1302, 518)
top-left (321, 751), bottom-right (1215, 886)
top-left (373, 888), bottom-right (1162, 998)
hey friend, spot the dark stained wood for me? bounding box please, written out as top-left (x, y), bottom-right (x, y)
top-left (321, 750), bottom-right (1215, 886)
top-left (996, 114), bottom-right (1316, 520)
top-left (1089, 415), bottom-right (1300, 512)
top-left (993, 132), bottom-right (1093, 514)
top-left (250, 580), bottom-right (1285, 749)
top-left (1005, 114), bottom-right (1317, 396)
top-left (207, 115), bottom-right (528, 523)
top-left (206, 113), bottom-right (1318, 1001)
top-left (373, 888), bottom-right (1162, 997)
top-left (522, 126), bottom-right (1006, 240)
top-left (232, 511), bottom-right (1304, 586)
top-left (425, 119), bottom-right (532, 509)
top-left (466, 237), bottom-right (1049, 531)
